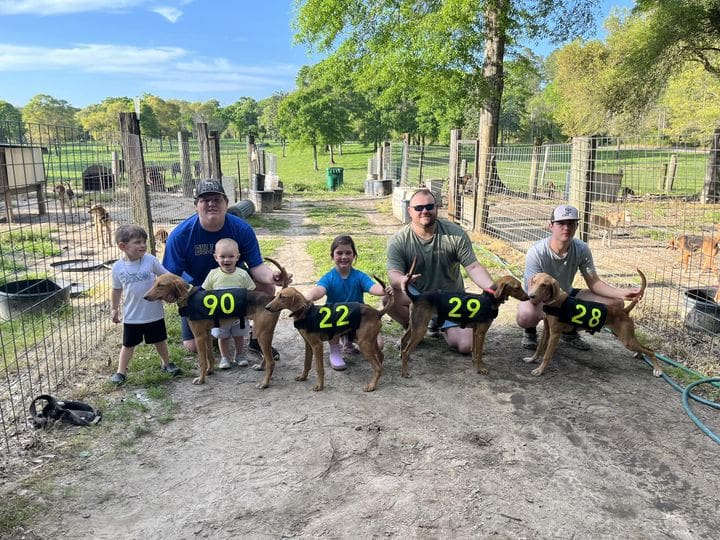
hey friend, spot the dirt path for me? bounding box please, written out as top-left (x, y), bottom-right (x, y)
top-left (11, 197), bottom-right (720, 539)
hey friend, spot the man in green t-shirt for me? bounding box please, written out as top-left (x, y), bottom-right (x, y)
top-left (386, 188), bottom-right (494, 353)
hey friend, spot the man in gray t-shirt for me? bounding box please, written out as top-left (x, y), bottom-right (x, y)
top-left (386, 188), bottom-right (494, 354)
top-left (517, 205), bottom-right (642, 351)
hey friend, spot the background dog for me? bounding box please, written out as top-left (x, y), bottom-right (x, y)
top-left (154, 228), bottom-right (169, 257)
top-left (265, 279), bottom-right (392, 392)
top-left (523, 270), bottom-right (663, 377)
top-left (144, 258), bottom-right (289, 387)
top-left (590, 210), bottom-right (632, 247)
top-left (668, 227), bottom-right (719, 273)
top-left (53, 182), bottom-right (75, 214)
top-left (400, 257), bottom-right (528, 378)
top-left (88, 204), bottom-right (112, 247)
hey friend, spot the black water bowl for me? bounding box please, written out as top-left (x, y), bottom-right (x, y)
top-left (0, 279), bottom-right (71, 321)
top-left (684, 288), bottom-right (720, 335)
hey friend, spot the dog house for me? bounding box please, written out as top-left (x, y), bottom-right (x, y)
top-left (82, 164), bottom-right (114, 191)
top-left (0, 143), bottom-right (48, 223)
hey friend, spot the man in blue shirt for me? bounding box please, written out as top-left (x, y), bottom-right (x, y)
top-left (163, 180), bottom-right (285, 359)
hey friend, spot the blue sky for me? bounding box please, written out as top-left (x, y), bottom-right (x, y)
top-left (0, 0), bottom-right (634, 110)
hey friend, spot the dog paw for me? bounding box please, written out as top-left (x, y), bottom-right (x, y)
top-left (653, 368), bottom-right (663, 377)
top-left (363, 384), bottom-right (376, 392)
top-left (530, 368), bottom-right (543, 377)
top-left (192, 377), bottom-right (205, 384)
top-left (523, 356), bottom-right (537, 364)
top-left (476, 367), bottom-right (489, 375)
top-left (255, 381), bottom-right (269, 389)
top-left (252, 363), bottom-right (264, 371)
top-left (312, 384), bottom-right (323, 391)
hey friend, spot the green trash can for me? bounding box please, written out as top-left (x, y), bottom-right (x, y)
top-left (326, 167), bottom-right (344, 191)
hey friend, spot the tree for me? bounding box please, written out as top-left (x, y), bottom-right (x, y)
top-left (295, 0), bottom-right (601, 204)
top-left (0, 101), bottom-right (23, 142)
top-left (660, 64), bottom-right (720, 143)
top-left (21, 94), bottom-right (81, 144)
top-left (142, 94), bottom-right (182, 137)
top-left (77, 97), bottom-right (134, 136)
top-left (222, 97), bottom-right (260, 138)
top-left (259, 93), bottom-right (289, 155)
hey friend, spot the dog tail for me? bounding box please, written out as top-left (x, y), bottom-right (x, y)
top-left (264, 257), bottom-right (291, 288)
top-left (402, 256), bottom-right (421, 303)
top-left (373, 274), bottom-right (395, 317)
top-left (624, 269), bottom-right (647, 315)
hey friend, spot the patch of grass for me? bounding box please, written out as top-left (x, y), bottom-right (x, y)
top-left (636, 228), bottom-right (673, 242)
top-left (245, 214), bottom-right (291, 233)
top-left (0, 494), bottom-right (38, 534)
top-left (305, 203), bottom-right (371, 234)
top-left (0, 306), bottom-right (74, 369)
top-left (258, 238), bottom-right (284, 259)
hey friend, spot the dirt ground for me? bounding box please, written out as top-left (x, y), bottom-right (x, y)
top-left (6, 197), bottom-right (720, 539)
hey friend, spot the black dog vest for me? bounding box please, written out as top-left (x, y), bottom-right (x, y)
top-left (436, 291), bottom-right (496, 326)
top-left (294, 302), bottom-right (363, 339)
top-left (179, 288), bottom-right (248, 324)
top-left (543, 296), bottom-right (608, 333)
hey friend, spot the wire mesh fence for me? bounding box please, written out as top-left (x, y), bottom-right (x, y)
top-left (0, 120), bottom-right (250, 453)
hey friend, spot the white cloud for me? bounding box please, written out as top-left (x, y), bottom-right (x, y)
top-left (0, 1), bottom-right (146, 15)
top-left (0, 42), bottom-right (296, 93)
top-left (153, 6), bottom-right (182, 23)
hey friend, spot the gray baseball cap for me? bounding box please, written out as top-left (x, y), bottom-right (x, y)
top-left (194, 179), bottom-right (226, 199)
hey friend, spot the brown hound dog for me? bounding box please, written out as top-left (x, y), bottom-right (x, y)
top-left (154, 227), bottom-right (169, 257)
top-left (523, 270), bottom-right (663, 377)
top-left (144, 258), bottom-right (289, 387)
top-left (53, 182), bottom-right (75, 214)
top-left (667, 226), bottom-right (720, 274)
top-left (88, 203), bottom-right (112, 247)
top-left (265, 278), bottom-right (393, 392)
top-left (400, 256), bottom-right (529, 378)
top-left (590, 210), bottom-right (632, 248)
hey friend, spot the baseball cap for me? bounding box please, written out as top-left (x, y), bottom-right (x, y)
top-left (194, 179), bottom-right (226, 199)
top-left (551, 205), bottom-right (579, 222)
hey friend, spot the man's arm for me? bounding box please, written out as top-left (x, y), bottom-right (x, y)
top-left (584, 272), bottom-right (642, 300)
top-left (465, 261), bottom-right (494, 290)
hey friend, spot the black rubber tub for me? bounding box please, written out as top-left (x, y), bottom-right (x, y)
top-left (684, 288), bottom-right (720, 335)
top-left (0, 279), bottom-right (71, 321)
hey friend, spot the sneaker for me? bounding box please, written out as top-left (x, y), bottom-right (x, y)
top-left (521, 331), bottom-right (538, 350)
top-left (161, 362), bottom-right (182, 376)
top-left (561, 332), bottom-right (590, 351)
top-left (218, 356), bottom-right (232, 370)
top-left (109, 372), bottom-right (126, 385)
top-left (342, 342), bottom-right (360, 355)
top-left (235, 354), bottom-right (249, 367)
top-left (247, 339), bottom-right (280, 361)
top-left (329, 345), bottom-right (346, 371)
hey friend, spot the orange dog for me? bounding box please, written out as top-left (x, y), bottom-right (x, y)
top-left (265, 280), bottom-right (392, 392)
top-left (88, 204), bottom-right (112, 246)
top-left (144, 258), bottom-right (289, 386)
top-left (54, 182), bottom-right (75, 214)
top-left (668, 226), bottom-right (720, 273)
top-left (523, 270), bottom-right (663, 377)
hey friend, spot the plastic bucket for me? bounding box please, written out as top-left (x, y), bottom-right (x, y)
top-left (683, 288), bottom-right (720, 334)
top-left (0, 279), bottom-right (71, 321)
top-left (251, 173), bottom-right (265, 192)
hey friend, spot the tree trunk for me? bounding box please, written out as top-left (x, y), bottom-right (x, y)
top-left (474, 0), bottom-right (507, 232)
top-left (313, 144), bottom-right (318, 171)
top-left (329, 145), bottom-right (336, 164)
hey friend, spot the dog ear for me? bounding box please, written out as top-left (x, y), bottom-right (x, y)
top-left (288, 289), bottom-right (306, 313)
top-left (493, 278), bottom-right (507, 299)
top-left (171, 276), bottom-right (186, 300)
top-left (550, 279), bottom-right (561, 303)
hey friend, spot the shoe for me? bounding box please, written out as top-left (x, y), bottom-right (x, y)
top-left (329, 343), bottom-right (346, 371)
top-left (162, 362), bottom-right (182, 376)
top-left (109, 372), bottom-right (126, 385)
top-left (235, 354), bottom-right (249, 367)
top-left (521, 331), bottom-right (537, 350)
top-left (218, 357), bottom-right (232, 370)
top-left (342, 342), bottom-right (360, 355)
top-left (561, 332), bottom-right (590, 351)
top-left (247, 339), bottom-right (280, 361)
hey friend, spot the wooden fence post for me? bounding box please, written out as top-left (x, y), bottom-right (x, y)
top-left (400, 134), bottom-right (409, 186)
top-left (209, 130), bottom-right (222, 180)
top-left (119, 112), bottom-right (154, 251)
top-left (528, 144), bottom-right (542, 199)
top-left (569, 136), bottom-right (596, 242)
top-left (448, 129), bottom-right (460, 220)
top-left (702, 128), bottom-right (720, 203)
top-left (178, 130), bottom-right (193, 197)
top-left (664, 153), bottom-right (677, 191)
top-left (196, 122), bottom-right (211, 179)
